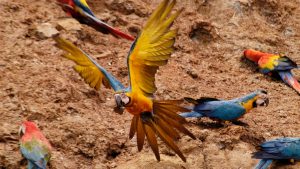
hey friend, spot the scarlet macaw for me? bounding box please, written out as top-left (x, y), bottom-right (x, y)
top-left (56, 0), bottom-right (135, 41)
top-left (54, 0), bottom-right (195, 162)
top-left (244, 49), bottom-right (300, 94)
top-left (253, 137), bottom-right (300, 169)
top-left (180, 90), bottom-right (269, 122)
top-left (19, 121), bottom-right (52, 169)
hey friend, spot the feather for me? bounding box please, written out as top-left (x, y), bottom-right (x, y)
top-left (143, 123), bottom-right (160, 161)
top-left (136, 117), bottom-right (145, 151)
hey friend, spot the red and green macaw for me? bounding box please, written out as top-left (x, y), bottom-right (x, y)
top-left (54, 0), bottom-right (195, 162)
top-left (56, 0), bottom-right (135, 41)
top-left (244, 49), bottom-right (300, 94)
top-left (19, 121), bottom-right (52, 169)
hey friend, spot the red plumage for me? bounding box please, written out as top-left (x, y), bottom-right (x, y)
top-left (21, 121), bottom-right (52, 150)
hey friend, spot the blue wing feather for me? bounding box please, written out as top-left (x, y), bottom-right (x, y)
top-left (20, 143), bottom-right (48, 169)
top-left (192, 101), bottom-right (245, 120)
top-left (253, 138), bottom-right (300, 160)
top-left (73, 0), bottom-right (95, 16)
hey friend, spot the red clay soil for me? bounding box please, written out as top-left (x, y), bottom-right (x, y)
top-left (1, 0), bottom-right (300, 168)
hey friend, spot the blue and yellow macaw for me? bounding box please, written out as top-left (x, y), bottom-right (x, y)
top-left (56, 0), bottom-right (135, 41)
top-left (180, 90), bottom-right (269, 122)
top-left (54, 0), bottom-right (195, 162)
top-left (253, 137), bottom-right (300, 169)
top-left (19, 121), bottom-right (52, 169)
top-left (244, 49), bottom-right (300, 95)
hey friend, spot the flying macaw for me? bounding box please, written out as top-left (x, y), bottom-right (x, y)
top-left (19, 121), bottom-right (52, 169)
top-left (253, 137), bottom-right (300, 169)
top-left (54, 0), bottom-right (195, 162)
top-left (56, 0), bottom-right (135, 41)
top-left (244, 49), bottom-right (300, 94)
top-left (180, 90), bottom-right (269, 122)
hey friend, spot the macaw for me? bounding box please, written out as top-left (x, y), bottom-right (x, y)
top-left (19, 121), bottom-right (52, 169)
top-left (244, 49), bottom-right (300, 94)
top-left (56, 0), bottom-right (135, 41)
top-left (180, 90), bottom-right (269, 122)
top-left (253, 137), bottom-right (300, 169)
top-left (54, 0), bottom-right (195, 162)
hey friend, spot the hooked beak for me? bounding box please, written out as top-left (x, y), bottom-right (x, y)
top-left (256, 91), bottom-right (269, 107)
top-left (113, 94), bottom-right (125, 115)
top-left (18, 125), bottom-right (25, 137)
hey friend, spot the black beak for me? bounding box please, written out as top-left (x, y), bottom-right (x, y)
top-left (114, 95), bottom-right (124, 114)
top-left (264, 98), bottom-right (269, 107)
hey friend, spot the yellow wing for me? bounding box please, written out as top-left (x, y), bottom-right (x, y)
top-left (128, 0), bottom-right (182, 97)
top-left (54, 37), bottom-right (125, 91)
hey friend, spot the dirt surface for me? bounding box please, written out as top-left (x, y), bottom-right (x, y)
top-left (1, 0), bottom-right (300, 168)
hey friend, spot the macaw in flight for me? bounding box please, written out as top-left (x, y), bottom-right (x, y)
top-left (56, 0), bottom-right (135, 41)
top-left (19, 121), bottom-right (52, 169)
top-left (253, 137), bottom-right (300, 169)
top-left (180, 90), bottom-right (269, 123)
top-left (54, 0), bottom-right (195, 162)
top-left (244, 49), bottom-right (300, 95)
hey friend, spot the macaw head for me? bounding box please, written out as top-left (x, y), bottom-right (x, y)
top-left (19, 121), bottom-right (38, 137)
top-left (254, 90), bottom-right (269, 107)
top-left (113, 92), bottom-right (131, 114)
top-left (244, 49), bottom-right (271, 63)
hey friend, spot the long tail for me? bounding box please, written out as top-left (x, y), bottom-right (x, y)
top-left (255, 159), bottom-right (273, 169)
top-left (180, 111), bottom-right (203, 118)
top-left (82, 11), bottom-right (135, 41)
top-left (278, 70), bottom-right (300, 94)
top-left (129, 100), bottom-right (195, 162)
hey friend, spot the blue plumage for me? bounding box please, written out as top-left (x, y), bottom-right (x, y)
top-left (73, 0), bottom-right (95, 16)
top-left (253, 138), bottom-right (300, 169)
top-left (180, 90), bottom-right (268, 121)
top-left (20, 145), bottom-right (48, 169)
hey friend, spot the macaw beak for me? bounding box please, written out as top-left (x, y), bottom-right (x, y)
top-left (113, 94), bottom-right (125, 114)
top-left (18, 125), bottom-right (25, 137)
top-left (256, 96), bottom-right (269, 107)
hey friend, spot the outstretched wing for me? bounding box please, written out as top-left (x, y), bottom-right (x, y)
top-left (127, 0), bottom-right (181, 97)
top-left (54, 37), bottom-right (124, 91)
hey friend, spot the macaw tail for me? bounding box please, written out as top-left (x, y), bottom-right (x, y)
top-left (244, 49), bottom-right (273, 63)
top-left (255, 159), bottom-right (273, 169)
top-left (180, 111), bottom-right (204, 118)
top-left (82, 11), bottom-right (135, 41)
top-left (278, 70), bottom-right (300, 94)
top-left (27, 160), bottom-right (47, 169)
top-left (129, 100), bottom-right (195, 162)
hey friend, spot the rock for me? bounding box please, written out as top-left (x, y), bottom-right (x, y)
top-left (56, 18), bottom-right (82, 31)
top-left (186, 67), bottom-right (199, 79)
top-left (35, 23), bottom-right (59, 39)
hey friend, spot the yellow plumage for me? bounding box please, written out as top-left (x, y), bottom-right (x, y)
top-left (128, 0), bottom-right (182, 97)
top-left (54, 37), bottom-right (110, 90)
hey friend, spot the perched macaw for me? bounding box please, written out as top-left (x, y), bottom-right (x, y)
top-left (54, 0), bottom-right (195, 162)
top-left (244, 49), bottom-right (300, 94)
top-left (180, 90), bottom-right (269, 122)
top-left (253, 137), bottom-right (300, 169)
top-left (19, 121), bottom-right (52, 169)
top-left (56, 0), bottom-right (135, 41)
